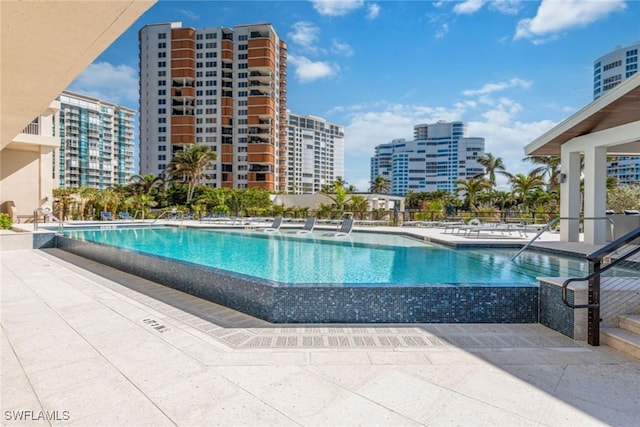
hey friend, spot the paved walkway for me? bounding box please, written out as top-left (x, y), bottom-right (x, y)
top-left (2, 248), bottom-right (639, 426)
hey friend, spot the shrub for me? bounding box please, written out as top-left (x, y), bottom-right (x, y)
top-left (0, 213), bottom-right (13, 230)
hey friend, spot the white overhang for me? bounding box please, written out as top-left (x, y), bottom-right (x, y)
top-left (1, 0), bottom-right (156, 149)
top-left (524, 72), bottom-right (640, 156)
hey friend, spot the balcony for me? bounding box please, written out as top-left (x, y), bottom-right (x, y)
top-left (249, 71), bottom-right (271, 83)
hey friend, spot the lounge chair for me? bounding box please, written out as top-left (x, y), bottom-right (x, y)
top-left (101, 212), bottom-right (113, 221)
top-left (323, 218), bottom-right (354, 237)
top-left (288, 218), bottom-right (315, 234)
top-left (261, 216), bottom-right (282, 232)
top-left (118, 212), bottom-right (134, 220)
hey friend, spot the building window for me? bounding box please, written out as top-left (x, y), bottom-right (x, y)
top-left (158, 33), bottom-right (166, 39)
top-left (158, 117), bottom-right (166, 123)
top-left (158, 80), bottom-right (166, 86)
top-left (158, 154), bottom-right (166, 161)
top-left (157, 42), bottom-right (166, 49)
top-left (158, 89), bottom-right (166, 95)
top-left (158, 70), bottom-right (166, 77)
top-left (158, 127), bottom-right (166, 133)
top-left (205, 52), bottom-right (217, 58)
top-left (158, 108), bottom-right (166, 114)
top-left (159, 145), bottom-right (166, 151)
top-left (158, 51), bottom-right (166, 58)
top-left (158, 99), bottom-right (166, 105)
top-left (206, 42), bottom-right (216, 48)
top-left (238, 63), bottom-right (247, 69)
top-left (205, 33), bottom-right (217, 39)
top-left (158, 61), bottom-right (166, 67)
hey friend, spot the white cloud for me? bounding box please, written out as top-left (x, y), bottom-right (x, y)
top-left (311, 0), bottom-right (364, 16)
top-left (67, 62), bottom-right (138, 108)
top-left (331, 39), bottom-right (354, 57)
top-left (453, 0), bottom-right (486, 14)
top-left (489, 0), bottom-right (522, 15)
top-left (435, 23), bottom-right (450, 39)
top-left (176, 9), bottom-right (199, 20)
top-left (288, 54), bottom-right (338, 82)
top-left (288, 21), bottom-right (321, 53)
top-left (462, 78), bottom-right (532, 97)
top-left (366, 3), bottom-right (381, 20)
top-left (515, 0), bottom-right (626, 41)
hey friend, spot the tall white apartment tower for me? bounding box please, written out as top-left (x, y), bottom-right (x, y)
top-left (139, 22), bottom-right (288, 191)
top-left (56, 91), bottom-right (135, 189)
top-left (593, 42), bottom-right (640, 185)
top-left (286, 112), bottom-right (344, 194)
top-left (371, 121), bottom-right (484, 195)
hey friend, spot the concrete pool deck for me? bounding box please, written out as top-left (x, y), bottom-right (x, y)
top-left (2, 238), bottom-right (640, 425)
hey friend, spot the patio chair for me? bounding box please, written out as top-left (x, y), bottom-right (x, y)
top-left (323, 218), bottom-right (354, 237)
top-left (261, 216), bottom-right (283, 232)
top-left (101, 212), bottom-right (113, 221)
top-left (118, 212), bottom-right (134, 220)
top-left (288, 217), bottom-right (316, 234)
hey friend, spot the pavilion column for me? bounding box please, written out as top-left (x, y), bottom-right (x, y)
top-left (583, 145), bottom-right (608, 244)
top-left (560, 148), bottom-right (581, 242)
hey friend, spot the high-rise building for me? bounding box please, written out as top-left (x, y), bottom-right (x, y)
top-left (55, 91), bottom-right (136, 189)
top-left (593, 42), bottom-right (639, 99)
top-left (593, 42), bottom-right (640, 185)
top-left (138, 22), bottom-right (288, 191)
top-left (370, 121), bottom-right (485, 195)
top-left (286, 112), bottom-right (344, 194)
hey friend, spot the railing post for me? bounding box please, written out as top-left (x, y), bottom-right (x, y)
top-left (587, 259), bottom-right (601, 346)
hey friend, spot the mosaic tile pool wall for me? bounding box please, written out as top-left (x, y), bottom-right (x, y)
top-left (56, 235), bottom-right (539, 324)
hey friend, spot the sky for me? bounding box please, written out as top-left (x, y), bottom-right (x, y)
top-left (68, 0), bottom-right (640, 191)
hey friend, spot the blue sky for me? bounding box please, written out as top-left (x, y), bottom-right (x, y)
top-left (69, 0), bottom-right (640, 191)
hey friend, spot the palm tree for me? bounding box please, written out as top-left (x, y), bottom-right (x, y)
top-left (128, 173), bottom-right (165, 195)
top-left (474, 152), bottom-right (506, 188)
top-left (166, 144), bottom-right (217, 202)
top-left (456, 178), bottom-right (490, 212)
top-left (524, 156), bottom-right (561, 192)
top-left (504, 170), bottom-right (546, 211)
top-left (347, 195), bottom-right (369, 219)
top-left (369, 175), bottom-right (390, 193)
top-left (52, 188), bottom-right (76, 220)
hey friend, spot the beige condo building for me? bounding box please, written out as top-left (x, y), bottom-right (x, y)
top-left (138, 22), bottom-right (288, 192)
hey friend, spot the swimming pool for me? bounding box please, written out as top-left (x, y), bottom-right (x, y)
top-left (55, 226), bottom-right (634, 323)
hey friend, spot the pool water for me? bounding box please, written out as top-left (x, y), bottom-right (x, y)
top-left (61, 227), bottom-right (635, 286)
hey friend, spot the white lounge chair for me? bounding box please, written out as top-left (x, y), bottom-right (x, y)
top-left (288, 217), bottom-right (315, 234)
top-left (323, 218), bottom-right (354, 237)
top-left (261, 216), bottom-right (282, 232)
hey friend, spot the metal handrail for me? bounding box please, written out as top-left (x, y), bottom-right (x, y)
top-left (511, 217), bottom-right (559, 260)
top-left (560, 226), bottom-right (640, 346)
top-left (33, 208), bottom-right (65, 233)
top-left (511, 216), bottom-right (615, 261)
top-left (151, 208), bottom-right (183, 225)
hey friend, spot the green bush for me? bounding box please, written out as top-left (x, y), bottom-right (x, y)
top-left (0, 213), bottom-right (13, 230)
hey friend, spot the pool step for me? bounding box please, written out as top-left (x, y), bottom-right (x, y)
top-left (601, 314), bottom-right (640, 360)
